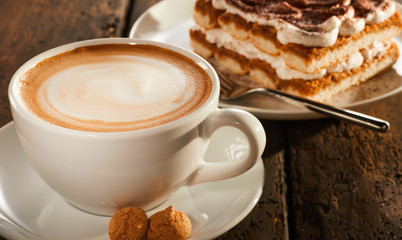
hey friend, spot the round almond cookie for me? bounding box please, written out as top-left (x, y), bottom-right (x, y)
top-left (147, 206), bottom-right (192, 240)
top-left (109, 207), bottom-right (148, 240)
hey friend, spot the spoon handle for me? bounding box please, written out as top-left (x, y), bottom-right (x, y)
top-left (262, 88), bottom-right (390, 133)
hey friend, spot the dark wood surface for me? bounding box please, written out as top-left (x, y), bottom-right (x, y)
top-left (0, 0), bottom-right (400, 239)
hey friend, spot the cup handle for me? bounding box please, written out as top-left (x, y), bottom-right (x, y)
top-left (189, 108), bottom-right (266, 185)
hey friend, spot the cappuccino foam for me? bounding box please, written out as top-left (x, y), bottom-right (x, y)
top-left (19, 44), bottom-right (212, 132)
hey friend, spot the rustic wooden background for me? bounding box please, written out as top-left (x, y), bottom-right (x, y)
top-left (0, 0), bottom-right (400, 239)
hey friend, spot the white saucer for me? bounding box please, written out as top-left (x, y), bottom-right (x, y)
top-left (129, 0), bottom-right (402, 120)
top-left (0, 122), bottom-right (264, 240)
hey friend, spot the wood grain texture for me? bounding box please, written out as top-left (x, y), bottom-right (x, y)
top-left (286, 94), bottom-right (401, 239)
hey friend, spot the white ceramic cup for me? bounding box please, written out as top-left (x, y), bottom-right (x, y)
top-left (8, 38), bottom-right (266, 216)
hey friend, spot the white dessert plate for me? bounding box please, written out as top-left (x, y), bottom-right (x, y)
top-left (0, 122), bottom-right (264, 240)
top-left (129, 0), bottom-right (402, 120)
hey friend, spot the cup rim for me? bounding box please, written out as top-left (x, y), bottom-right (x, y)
top-left (8, 38), bottom-right (220, 137)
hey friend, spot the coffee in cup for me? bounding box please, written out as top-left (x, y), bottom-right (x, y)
top-left (9, 38), bottom-right (266, 216)
top-left (18, 44), bottom-right (212, 132)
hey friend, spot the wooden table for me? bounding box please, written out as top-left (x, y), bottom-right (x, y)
top-left (0, 0), bottom-right (400, 239)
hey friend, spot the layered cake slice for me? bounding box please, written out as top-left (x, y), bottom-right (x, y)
top-left (190, 0), bottom-right (402, 101)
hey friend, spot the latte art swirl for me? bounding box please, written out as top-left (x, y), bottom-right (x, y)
top-left (43, 59), bottom-right (188, 121)
top-left (19, 44), bottom-right (212, 132)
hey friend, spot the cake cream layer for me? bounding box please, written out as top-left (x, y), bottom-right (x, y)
top-left (210, 0), bottom-right (396, 47)
top-left (191, 26), bottom-right (391, 80)
top-left (193, 0), bottom-right (402, 73)
top-left (252, 42), bottom-right (400, 101)
top-left (190, 30), bottom-right (399, 101)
